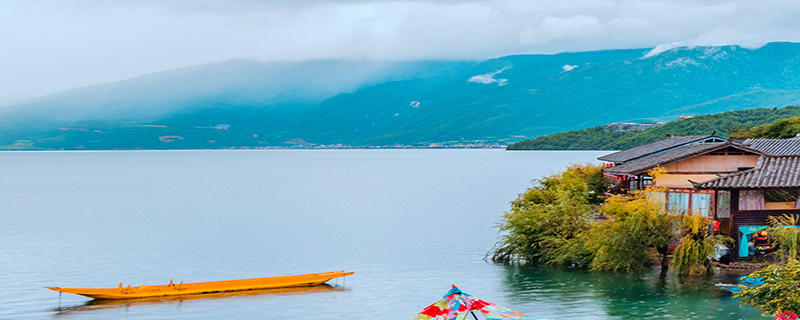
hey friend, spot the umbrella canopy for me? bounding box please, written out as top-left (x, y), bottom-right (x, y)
top-left (410, 286), bottom-right (538, 320)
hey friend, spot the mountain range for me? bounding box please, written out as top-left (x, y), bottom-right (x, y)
top-left (5, 42), bottom-right (800, 149)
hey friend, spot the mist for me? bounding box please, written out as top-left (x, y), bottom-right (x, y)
top-left (4, 0), bottom-right (800, 97)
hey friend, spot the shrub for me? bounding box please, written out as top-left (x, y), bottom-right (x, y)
top-left (735, 259), bottom-right (800, 317)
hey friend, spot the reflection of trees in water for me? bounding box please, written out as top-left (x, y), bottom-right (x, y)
top-left (499, 266), bottom-right (766, 319)
top-left (52, 284), bottom-right (344, 316)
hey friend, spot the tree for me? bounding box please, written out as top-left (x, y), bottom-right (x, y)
top-left (489, 164), bottom-right (607, 266)
top-left (671, 214), bottom-right (731, 275)
top-left (767, 214), bottom-right (800, 264)
top-left (586, 192), bottom-right (678, 272)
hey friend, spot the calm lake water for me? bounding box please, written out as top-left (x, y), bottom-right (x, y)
top-left (0, 149), bottom-right (765, 319)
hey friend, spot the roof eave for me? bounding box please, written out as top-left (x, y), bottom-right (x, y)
top-left (696, 185), bottom-right (800, 190)
top-left (597, 134), bottom-right (724, 163)
top-left (612, 142), bottom-right (764, 176)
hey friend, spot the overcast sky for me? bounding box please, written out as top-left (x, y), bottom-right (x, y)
top-left (2, 0), bottom-right (800, 99)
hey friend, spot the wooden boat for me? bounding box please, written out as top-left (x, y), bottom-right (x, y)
top-left (55, 285), bottom-right (341, 314)
top-left (46, 270), bottom-right (353, 300)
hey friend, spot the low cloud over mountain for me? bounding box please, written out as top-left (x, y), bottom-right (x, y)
top-left (5, 43), bottom-right (800, 149)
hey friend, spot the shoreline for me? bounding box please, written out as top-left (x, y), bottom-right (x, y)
top-left (0, 144), bottom-right (510, 151)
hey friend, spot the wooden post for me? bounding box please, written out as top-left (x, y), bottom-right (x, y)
top-left (730, 190), bottom-right (739, 260)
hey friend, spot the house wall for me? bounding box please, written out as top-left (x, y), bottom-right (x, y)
top-left (653, 174), bottom-right (720, 188)
top-left (662, 155), bottom-right (759, 174)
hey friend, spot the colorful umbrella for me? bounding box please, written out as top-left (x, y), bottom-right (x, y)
top-left (410, 285), bottom-right (538, 320)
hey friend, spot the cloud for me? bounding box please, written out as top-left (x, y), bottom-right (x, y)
top-left (468, 66), bottom-right (510, 86)
top-left (562, 64), bottom-right (578, 72)
top-left (4, 0), bottom-right (800, 96)
top-left (643, 42), bottom-right (688, 58)
top-left (643, 35), bottom-right (765, 59)
top-left (520, 15), bottom-right (605, 45)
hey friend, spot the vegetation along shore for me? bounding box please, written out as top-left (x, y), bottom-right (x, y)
top-left (495, 124), bottom-right (800, 318)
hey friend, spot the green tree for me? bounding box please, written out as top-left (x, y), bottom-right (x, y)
top-left (587, 192), bottom-right (678, 272)
top-left (767, 214), bottom-right (800, 264)
top-left (670, 214), bottom-right (731, 275)
top-left (489, 164), bottom-right (607, 266)
top-left (735, 260), bottom-right (800, 317)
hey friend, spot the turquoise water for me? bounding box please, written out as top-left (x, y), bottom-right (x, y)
top-left (0, 150), bottom-right (766, 319)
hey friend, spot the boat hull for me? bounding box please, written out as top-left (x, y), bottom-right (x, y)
top-left (46, 270), bottom-right (353, 300)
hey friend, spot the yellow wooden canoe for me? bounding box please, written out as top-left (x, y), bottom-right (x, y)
top-left (46, 270), bottom-right (353, 300)
top-left (54, 285), bottom-right (341, 314)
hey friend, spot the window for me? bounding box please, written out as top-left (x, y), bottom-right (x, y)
top-left (642, 177), bottom-right (653, 188)
top-left (667, 192), bottom-right (689, 216)
top-left (764, 190), bottom-right (800, 210)
top-left (716, 191), bottom-right (730, 218)
top-left (691, 193), bottom-right (712, 217)
top-left (647, 191), bottom-right (666, 208)
top-left (739, 190), bottom-right (800, 210)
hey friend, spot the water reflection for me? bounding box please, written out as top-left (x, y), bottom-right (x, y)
top-left (499, 266), bottom-right (767, 319)
top-left (52, 284), bottom-right (344, 316)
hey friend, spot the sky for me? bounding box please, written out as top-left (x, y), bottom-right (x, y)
top-left (2, 0), bottom-right (800, 99)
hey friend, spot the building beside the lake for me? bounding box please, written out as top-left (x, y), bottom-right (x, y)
top-left (599, 135), bottom-right (800, 260)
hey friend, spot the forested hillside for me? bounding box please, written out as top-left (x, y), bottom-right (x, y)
top-left (507, 106), bottom-right (800, 150)
top-left (731, 115), bottom-right (800, 139)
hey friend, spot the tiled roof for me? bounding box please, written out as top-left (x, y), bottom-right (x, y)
top-left (694, 156), bottom-right (800, 189)
top-left (604, 142), bottom-right (764, 176)
top-left (597, 135), bottom-right (721, 163)
top-left (743, 138), bottom-right (800, 156)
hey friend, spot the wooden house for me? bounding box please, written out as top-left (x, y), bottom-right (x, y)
top-left (598, 134), bottom-right (727, 191)
top-left (693, 155), bottom-right (800, 260)
top-left (603, 141), bottom-right (763, 222)
top-left (599, 136), bottom-right (800, 261)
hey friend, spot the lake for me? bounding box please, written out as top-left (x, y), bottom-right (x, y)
top-left (0, 149), bottom-right (766, 319)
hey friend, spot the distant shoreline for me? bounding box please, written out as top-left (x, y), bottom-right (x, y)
top-left (0, 145), bottom-right (510, 151)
